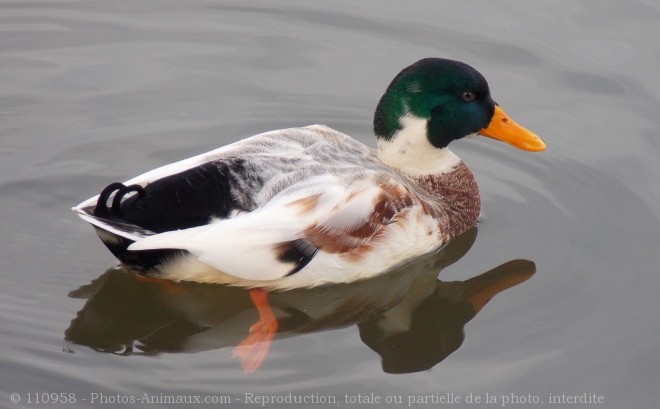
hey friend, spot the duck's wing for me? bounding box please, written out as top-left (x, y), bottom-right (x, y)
top-left (127, 177), bottom-right (416, 282)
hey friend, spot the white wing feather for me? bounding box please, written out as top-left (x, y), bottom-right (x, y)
top-left (127, 182), bottom-right (388, 282)
top-left (128, 205), bottom-right (309, 281)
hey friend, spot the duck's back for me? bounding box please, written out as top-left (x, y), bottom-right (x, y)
top-left (74, 126), bottom-right (406, 271)
top-left (121, 126), bottom-right (387, 230)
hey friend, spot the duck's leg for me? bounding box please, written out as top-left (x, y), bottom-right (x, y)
top-left (232, 288), bottom-right (278, 373)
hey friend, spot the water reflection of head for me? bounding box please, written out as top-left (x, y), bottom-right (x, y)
top-left (359, 259), bottom-right (535, 374)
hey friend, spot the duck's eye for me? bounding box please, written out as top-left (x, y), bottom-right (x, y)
top-left (461, 91), bottom-right (476, 102)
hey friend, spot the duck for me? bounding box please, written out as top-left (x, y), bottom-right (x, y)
top-left (73, 57), bottom-right (545, 291)
top-left (73, 58), bottom-right (544, 371)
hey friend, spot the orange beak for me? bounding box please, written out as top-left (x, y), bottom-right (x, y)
top-left (478, 105), bottom-right (546, 151)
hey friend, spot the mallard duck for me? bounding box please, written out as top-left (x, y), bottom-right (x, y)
top-left (73, 58), bottom-right (544, 290)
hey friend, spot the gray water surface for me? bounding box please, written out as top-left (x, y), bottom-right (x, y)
top-left (2, 1), bottom-right (659, 408)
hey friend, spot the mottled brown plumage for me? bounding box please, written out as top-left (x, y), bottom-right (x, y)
top-left (413, 162), bottom-right (481, 242)
top-left (299, 165), bottom-right (479, 263)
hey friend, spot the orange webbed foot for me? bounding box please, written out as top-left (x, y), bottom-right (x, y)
top-left (232, 288), bottom-right (278, 373)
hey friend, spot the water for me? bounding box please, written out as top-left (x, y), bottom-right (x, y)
top-left (2, 1), bottom-right (659, 408)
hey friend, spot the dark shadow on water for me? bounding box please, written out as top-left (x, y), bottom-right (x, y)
top-left (65, 228), bottom-right (535, 374)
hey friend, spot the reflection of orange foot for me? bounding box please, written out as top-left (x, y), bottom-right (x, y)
top-left (232, 288), bottom-right (278, 373)
top-left (133, 273), bottom-right (183, 295)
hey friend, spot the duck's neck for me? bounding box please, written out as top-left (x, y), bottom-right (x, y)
top-left (377, 115), bottom-right (461, 177)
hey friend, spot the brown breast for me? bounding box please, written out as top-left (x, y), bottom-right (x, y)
top-left (412, 161), bottom-right (481, 242)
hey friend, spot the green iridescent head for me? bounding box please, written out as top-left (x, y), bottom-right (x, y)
top-left (374, 58), bottom-right (496, 149)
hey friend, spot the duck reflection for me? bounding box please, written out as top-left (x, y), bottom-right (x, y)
top-left (66, 228), bottom-right (535, 374)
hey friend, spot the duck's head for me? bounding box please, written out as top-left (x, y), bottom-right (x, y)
top-left (374, 58), bottom-right (545, 174)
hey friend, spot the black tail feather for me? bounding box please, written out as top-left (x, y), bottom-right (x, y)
top-left (94, 182), bottom-right (125, 217)
top-left (111, 185), bottom-right (145, 216)
top-left (95, 183), bottom-right (146, 218)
